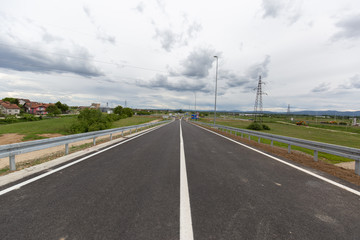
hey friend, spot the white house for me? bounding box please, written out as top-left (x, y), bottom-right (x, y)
top-left (0, 101), bottom-right (20, 115)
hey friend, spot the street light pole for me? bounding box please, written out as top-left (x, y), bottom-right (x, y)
top-left (213, 56), bottom-right (218, 126)
top-left (194, 92), bottom-right (196, 112)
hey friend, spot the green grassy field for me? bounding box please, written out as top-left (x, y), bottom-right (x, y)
top-left (111, 115), bottom-right (161, 128)
top-left (0, 115), bottom-right (162, 141)
top-left (199, 117), bottom-right (360, 164)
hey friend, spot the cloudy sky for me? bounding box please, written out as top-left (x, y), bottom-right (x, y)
top-left (0, 0), bottom-right (359, 112)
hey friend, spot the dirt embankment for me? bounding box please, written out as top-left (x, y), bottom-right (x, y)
top-left (0, 133), bottom-right (25, 145)
top-left (0, 130), bottom-right (133, 170)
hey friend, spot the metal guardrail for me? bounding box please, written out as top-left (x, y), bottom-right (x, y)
top-left (195, 122), bottom-right (360, 175)
top-left (0, 120), bottom-right (171, 171)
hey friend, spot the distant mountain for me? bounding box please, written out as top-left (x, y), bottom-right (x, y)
top-left (287, 110), bottom-right (360, 116)
top-left (148, 108), bottom-right (360, 117)
top-left (221, 110), bottom-right (360, 117)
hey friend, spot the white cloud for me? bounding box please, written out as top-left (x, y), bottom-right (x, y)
top-left (0, 0), bottom-right (359, 112)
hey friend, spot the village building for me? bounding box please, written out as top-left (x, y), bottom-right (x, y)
top-left (17, 98), bottom-right (31, 106)
top-left (24, 102), bottom-right (51, 115)
top-left (0, 101), bottom-right (21, 115)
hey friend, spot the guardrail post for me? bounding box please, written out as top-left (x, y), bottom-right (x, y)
top-left (130, 129), bottom-right (132, 134)
top-left (9, 154), bottom-right (16, 171)
top-left (355, 161), bottom-right (360, 176)
top-left (93, 137), bottom-right (96, 146)
top-left (65, 143), bottom-right (69, 155)
top-left (110, 133), bottom-right (113, 141)
top-left (258, 137), bottom-right (261, 143)
top-left (314, 150), bottom-right (318, 162)
top-left (136, 127), bottom-right (138, 132)
top-left (241, 133), bottom-right (243, 138)
top-left (248, 135), bottom-right (251, 141)
top-left (122, 130), bottom-right (124, 137)
top-left (288, 144), bottom-right (291, 153)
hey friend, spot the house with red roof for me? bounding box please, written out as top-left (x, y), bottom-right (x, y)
top-left (0, 101), bottom-right (21, 115)
top-left (24, 102), bottom-right (51, 115)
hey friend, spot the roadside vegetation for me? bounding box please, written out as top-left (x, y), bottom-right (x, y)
top-left (198, 115), bottom-right (360, 164)
top-left (0, 109), bottom-right (162, 142)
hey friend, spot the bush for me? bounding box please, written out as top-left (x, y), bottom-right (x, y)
top-left (262, 124), bottom-right (271, 130)
top-left (47, 105), bottom-right (61, 116)
top-left (69, 109), bottom-right (112, 133)
top-left (5, 115), bottom-right (18, 124)
top-left (247, 122), bottom-right (271, 131)
top-left (247, 122), bottom-right (263, 130)
top-left (106, 113), bottom-right (121, 122)
top-left (22, 114), bottom-right (39, 121)
top-left (122, 107), bottom-right (134, 117)
top-left (136, 111), bottom-right (151, 115)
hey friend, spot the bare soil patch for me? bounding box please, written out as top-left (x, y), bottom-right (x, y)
top-left (0, 133), bottom-right (24, 145)
top-left (0, 130), bottom-right (131, 171)
top-left (201, 125), bottom-right (360, 186)
top-left (39, 133), bottom-right (63, 138)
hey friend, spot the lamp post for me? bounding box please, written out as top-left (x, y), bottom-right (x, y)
top-left (194, 92), bottom-right (196, 112)
top-left (213, 56), bottom-right (218, 126)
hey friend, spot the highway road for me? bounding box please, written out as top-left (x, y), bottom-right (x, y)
top-left (0, 119), bottom-right (360, 239)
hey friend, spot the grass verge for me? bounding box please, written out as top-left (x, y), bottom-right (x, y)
top-left (0, 124), bottom-right (158, 176)
top-left (197, 124), bottom-right (360, 186)
top-left (222, 128), bottom-right (355, 164)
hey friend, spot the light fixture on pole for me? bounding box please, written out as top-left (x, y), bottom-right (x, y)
top-left (213, 56), bottom-right (218, 126)
top-left (194, 92), bottom-right (196, 112)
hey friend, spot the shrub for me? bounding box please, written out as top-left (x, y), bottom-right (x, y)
top-left (247, 122), bottom-right (271, 131)
top-left (47, 105), bottom-right (61, 116)
top-left (262, 124), bottom-right (271, 130)
top-left (113, 105), bottom-right (123, 115)
top-left (69, 109), bottom-right (111, 133)
top-left (5, 115), bottom-right (18, 124)
top-left (22, 114), bottom-right (39, 121)
top-left (106, 113), bottom-right (121, 122)
top-left (247, 122), bottom-right (263, 130)
top-left (122, 107), bottom-right (134, 117)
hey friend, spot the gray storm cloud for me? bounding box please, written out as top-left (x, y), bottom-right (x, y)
top-left (181, 47), bottom-right (218, 79)
top-left (312, 82), bottom-right (331, 93)
top-left (339, 74), bottom-right (360, 89)
top-left (226, 55), bottom-right (271, 89)
top-left (332, 14), bottom-right (360, 41)
top-left (0, 41), bottom-right (104, 77)
top-left (138, 74), bottom-right (211, 93)
top-left (262, 0), bottom-right (302, 24)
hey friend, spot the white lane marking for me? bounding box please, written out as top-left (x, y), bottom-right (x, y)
top-left (180, 120), bottom-right (194, 240)
top-left (0, 123), bottom-right (170, 196)
top-left (194, 123), bottom-right (360, 197)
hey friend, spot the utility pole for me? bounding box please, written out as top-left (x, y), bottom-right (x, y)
top-left (194, 92), bottom-right (196, 112)
top-left (287, 104), bottom-right (291, 120)
top-left (213, 56), bottom-right (218, 126)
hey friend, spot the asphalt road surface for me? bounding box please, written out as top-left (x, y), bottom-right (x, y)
top-left (0, 119), bottom-right (359, 240)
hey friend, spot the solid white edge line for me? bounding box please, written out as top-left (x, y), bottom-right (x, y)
top-left (193, 123), bottom-right (360, 197)
top-left (0, 122), bottom-right (171, 196)
top-left (180, 119), bottom-right (194, 240)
